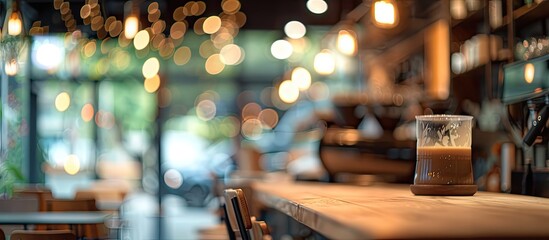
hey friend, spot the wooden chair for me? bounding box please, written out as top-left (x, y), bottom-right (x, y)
top-left (14, 185), bottom-right (54, 212)
top-left (0, 227), bottom-right (5, 240)
top-left (9, 230), bottom-right (76, 240)
top-left (14, 187), bottom-right (54, 230)
top-left (224, 189), bottom-right (270, 240)
top-left (45, 199), bottom-right (106, 239)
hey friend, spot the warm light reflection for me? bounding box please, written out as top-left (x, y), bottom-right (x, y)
top-left (142, 57), bottom-right (160, 79)
top-left (373, 0), bottom-right (398, 28)
top-left (144, 74), bottom-right (161, 93)
top-left (83, 41), bottom-right (97, 58)
top-left (337, 29), bottom-right (357, 56)
top-left (220, 44), bottom-right (243, 65)
top-left (284, 21), bottom-right (306, 39)
top-left (450, 0), bottom-right (467, 20)
top-left (291, 67), bottom-right (312, 91)
top-left (194, 17), bottom-right (206, 35)
top-left (199, 40), bottom-right (216, 58)
top-left (222, 0), bottom-right (241, 14)
top-left (134, 30), bottom-right (150, 50)
top-left (308, 81), bottom-right (330, 101)
top-left (164, 169), bottom-right (183, 189)
top-left (205, 54), bottom-right (225, 75)
top-left (314, 49), bottom-right (336, 75)
top-left (279, 80), bottom-right (300, 103)
top-left (203, 16), bottom-right (222, 34)
top-left (258, 108), bottom-right (279, 129)
top-left (81, 103), bottom-right (95, 122)
top-left (271, 39), bottom-right (293, 60)
top-left (64, 154), bottom-right (81, 175)
top-left (124, 15), bottom-right (139, 39)
top-left (242, 102), bottom-right (262, 121)
top-left (241, 118), bottom-right (263, 140)
top-left (307, 0), bottom-right (328, 14)
top-left (8, 11), bottom-right (23, 36)
top-left (170, 21), bottom-right (187, 39)
top-left (196, 99), bottom-right (217, 121)
top-left (55, 92), bottom-right (71, 112)
top-left (173, 46), bottom-right (191, 65)
top-left (212, 32), bottom-right (234, 49)
top-left (524, 63), bottom-right (535, 84)
top-left (4, 59), bottom-right (18, 76)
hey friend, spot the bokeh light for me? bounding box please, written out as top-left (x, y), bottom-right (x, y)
top-left (144, 74), bottom-right (161, 93)
top-left (173, 46), bottom-right (191, 65)
top-left (241, 118), bottom-right (263, 140)
top-left (271, 39), bottom-right (293, 60)
top-left (203, 16), bottom-right (222, 34)
top-left (134, 30), bottom-right (150, 50)
top-left (164, 169), bottom-right (184, 189)
top-left (124, 15), bottom-right (139, 39)
top-left (284, 21), bottom-right (306, 39)
top-left (307, 0), bottom-right (328, 14)
top-left (81, 103), bottom-right (95, 122)
top-left (220, 44), bottom-right (243, 65)
top-left (142, 57), bottom-right (160, 79)
top-left (196, 99), bottom-right (217, 121)
top-left (241, 102), bottom-right (262, 121)
top-left (291, 67), bottom-right (312, 91)
top-left (205, 54), bottom-right (225, 75)
top-left (55, 92), bottom-right (71, 112)
top-left (64, 154), bottom-right (81, 175)
top-left (278, 80), bottom-right (300, 103)
top-left (258, 108), bottom-right (279, 129)
top-left (314, 49), bottom-right (336, 75)
top-left (337, 29), bottom-right (357, 56)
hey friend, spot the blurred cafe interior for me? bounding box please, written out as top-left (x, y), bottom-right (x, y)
top-left (2, 0), bottom-right (549, 239)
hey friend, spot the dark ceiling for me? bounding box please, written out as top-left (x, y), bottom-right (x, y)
top-left (10, 0), bottom-right (364, 36)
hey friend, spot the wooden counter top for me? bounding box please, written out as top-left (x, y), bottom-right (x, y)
top-left (252, 181), bottom-right (549, 239)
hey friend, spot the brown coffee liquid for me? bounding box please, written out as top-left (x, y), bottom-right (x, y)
top-left (414, 147), bottom-right (474, 185)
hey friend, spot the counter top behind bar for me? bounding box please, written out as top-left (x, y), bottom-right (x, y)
top-left (252, 181), bottom-right (549, 239)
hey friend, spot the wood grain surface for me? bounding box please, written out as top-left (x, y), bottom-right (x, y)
top-left (252, 181), bottom-right (549, 239)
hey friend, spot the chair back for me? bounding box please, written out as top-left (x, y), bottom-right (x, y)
top-left (14, 185), bottom-right (54, 212)
top-left (9, 230), bottom-right (76, 240)
top-left (224, 189), bottom-right (251, 240)
top-left (224, 188), bottom-right (271, 240)
top-left (0, 227), bottom-right (5, 240)
top-left (46, 199), bottom-right (98, 212)
top-left (45, 199), bottom-right (105, 239)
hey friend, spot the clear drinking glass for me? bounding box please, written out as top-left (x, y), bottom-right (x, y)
top-left (410, 115), bottom-right (477, 195)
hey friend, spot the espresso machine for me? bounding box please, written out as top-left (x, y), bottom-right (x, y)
top-left (501, 54), bottom-right (549, 197)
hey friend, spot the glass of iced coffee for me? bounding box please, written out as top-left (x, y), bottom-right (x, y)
top-left (410, 115), bottom-right (477, 196)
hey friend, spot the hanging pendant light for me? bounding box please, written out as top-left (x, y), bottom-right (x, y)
top-left (124, 0), bottom-right (140, 39)
top-left (371, 0), bottom-right (399, 29)
top-left (1, 0), bottom-right (25, 76)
